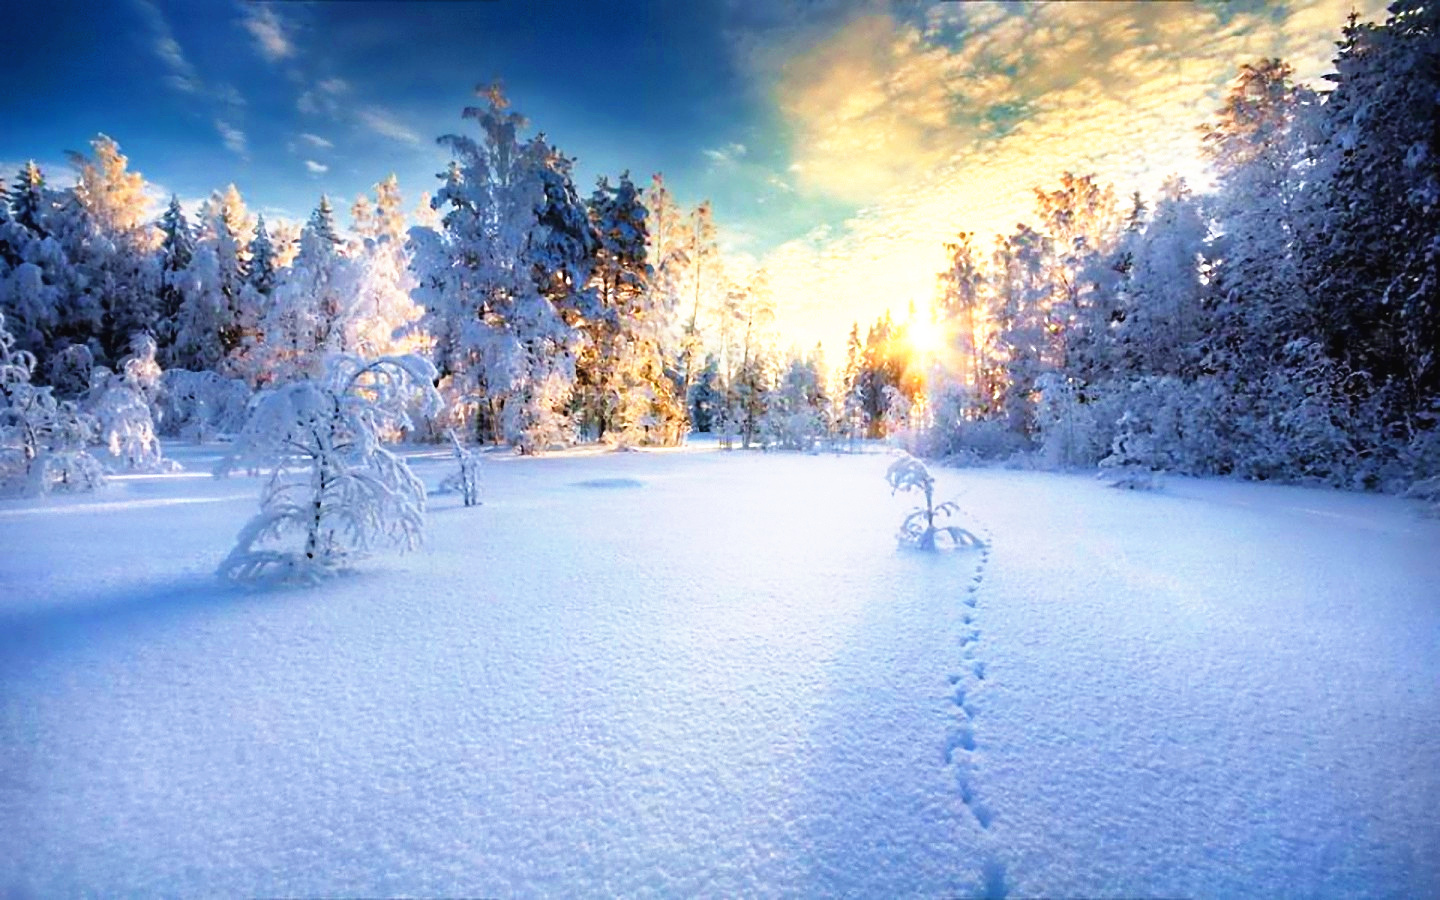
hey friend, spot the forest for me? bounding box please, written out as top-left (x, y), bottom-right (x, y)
top-left (1, 3), bottom-right (1436, 507)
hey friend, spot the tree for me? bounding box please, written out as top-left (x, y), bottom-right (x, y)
top-left (990, 225), bottom-right (1051, 439)
top-left (348, 176), bottom-right (424, 359)
top-left (1307, 3), bottom-right (1440, 439)
top-left (263, 196), bottom-right (360, 383)
top-left (412, 85), bottom-right (583, 452)
top-left (584, 172), bottom-right (683, 446)
top-left (70, 135), bottom-right (161, 363)
top-left (155, 195), bottom-right (195, 363)
top-left (1200, 59), bottom-right (1318, 392)
top-left (0, 310), bottom-right (105, 495)
top-left (87, 333), bottom-right (173, 472)
top-left (215, 353), bottom-right (441, 582)
top-left (678, 200), bottom-right (719, 422)
top-left (937, 232), bottom-right (990, 414)
top-left (204, 185), bottom-right (254, 365)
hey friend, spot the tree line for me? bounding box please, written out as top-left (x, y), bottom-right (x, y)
top-left (840, 2), bottom-right (1437, 500)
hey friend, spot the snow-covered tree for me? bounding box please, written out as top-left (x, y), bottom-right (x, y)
top-left (348, 176), bottom-right (424, 358)
top-left (645, 173), bottom-right (690, 390)
top-left (1113, 177), bottom-right (1209, 379)
top-left (1098, 412), bottom-right (1163, 490)
top-left (1305, 3), bottom-right (1440, 439)
top-left (678, 200), bottom-right (719, 421)
top-left (582, 172), bottom-right (683, 446)
top-left (215, 353), bottom-right (441, 582)
top-left (70, 135), bottom-right (162, 363)
top-left (45, 343), bottom-right (95, 399)
top-left (936, 232), bottom-right (991, 414)
top-left (263, 196), bottom-right (360, 383)
top-left (87, 334), bottom-right (173, 472)
top-left (989, 226), bottom-right (1051, 439)
top-left (173, 185), bottom-right (253, 374)
top-left (761, 346), bottom-right (828, 451)
top-left (412, 85), bottom-right (583, 452)
top-left (0, 310), bottom-right (105, 495)
top-left (155, 195), bottom-right (195, 363)
top-left (439, 428), bottom-right (482, 506)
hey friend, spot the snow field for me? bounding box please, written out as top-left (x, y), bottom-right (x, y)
top-left (2, 445), bottom-right (1437, 897)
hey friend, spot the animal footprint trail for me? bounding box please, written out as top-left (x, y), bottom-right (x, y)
top-left (945, 515), bottom-right (996, 834)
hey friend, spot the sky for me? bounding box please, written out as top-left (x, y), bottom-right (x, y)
top-left (0, 0), bottom-right (1388, 356)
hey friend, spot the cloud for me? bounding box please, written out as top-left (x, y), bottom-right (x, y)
top-left (133, 0), bottom-right (201, 93)
top-left (241, 5), bottom-right (293, 62)
top-left (357, 107), bottom-right (422, 145)
top-left (318, 78), bottom-right (350, 95)
top-left (305, 160), bottom-right (329, 175)
top-left (703, 142), bottom-right (749, 165)
top-left (300, 132), bottom-right (334, 150)
top-left (215, 119), bottom-right (248, 158)
top-left (754, 0), bottom-right (1390, 354)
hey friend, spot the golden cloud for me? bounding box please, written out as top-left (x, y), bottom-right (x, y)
top-left (762, 0), bottom-right (1389, 355)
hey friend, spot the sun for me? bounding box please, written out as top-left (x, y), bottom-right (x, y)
top-left (907, 316), bottom-right (943, 358)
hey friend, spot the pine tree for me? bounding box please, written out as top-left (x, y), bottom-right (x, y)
top-left (937, 232), bottom-right (989, 414)
top-left (1307, 3), bottom-right (1440, 440)
top-left (156, 195), bottom-right (195, 362)
top-left (249, 214), bottom-right (277, 296)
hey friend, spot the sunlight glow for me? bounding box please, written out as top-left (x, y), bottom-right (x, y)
top-left (907, 316), bottom-right (943, 359)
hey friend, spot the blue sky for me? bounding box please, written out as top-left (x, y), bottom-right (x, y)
top-left (0, 0), bottom-right (1385, 353)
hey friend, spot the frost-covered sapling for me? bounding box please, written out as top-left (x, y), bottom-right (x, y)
top-left (215, 353), bottom-right (442, 582)
top-left (885, 451), bottom-right (982, 551)
top-left (1098, 413), bottom-right (1162, 490)
top-left (439, 428), bottom-right (482, 506)
top-left (87, 335), bottom-right (176, 473)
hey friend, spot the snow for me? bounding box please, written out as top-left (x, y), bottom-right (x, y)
top-left (2, 446), bottom-right (1437, 896)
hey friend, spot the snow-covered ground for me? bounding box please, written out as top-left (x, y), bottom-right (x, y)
top-left (2, 444), bottom-right (1437, 897)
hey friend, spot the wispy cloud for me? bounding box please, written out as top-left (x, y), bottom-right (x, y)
top-left (304, 160), bottom-right (329, 174)
top-left (215, 119), bottom-right (248, 158)
top-left (241, 5), bottom-right (294, 62)
top-left (300, 132), bottom-right (334, 150)
top-left (703, 142), bottom-right (748, 165)
top-left (357, 107), bottom-right (422, 145)
top-left (133, 0), bottom-right (201, 93)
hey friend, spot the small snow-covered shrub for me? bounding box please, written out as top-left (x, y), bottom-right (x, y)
top-left (215, 353), bottom-right (442, 582)
top-left (1036, 372), bottom-right (1108, 469)
top-left (45, 343), bottom-right (94, 399)
top-left (1406, 476), bottom-right (1440, 516)
top-left (885, 451), bottom-right (983, 551)
top-left (1099, 413), bottom-right (1162, 490)
top-left (87, 336), bottom-right (177, 473)
top-left (762, 406), bottom-right (825, 452)
top-left (439, 428), bottom-right (482, 506)
top-left (158, 369), bottom-right (253, 440)
top-left (88, 369), bottom-right (173, 472)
